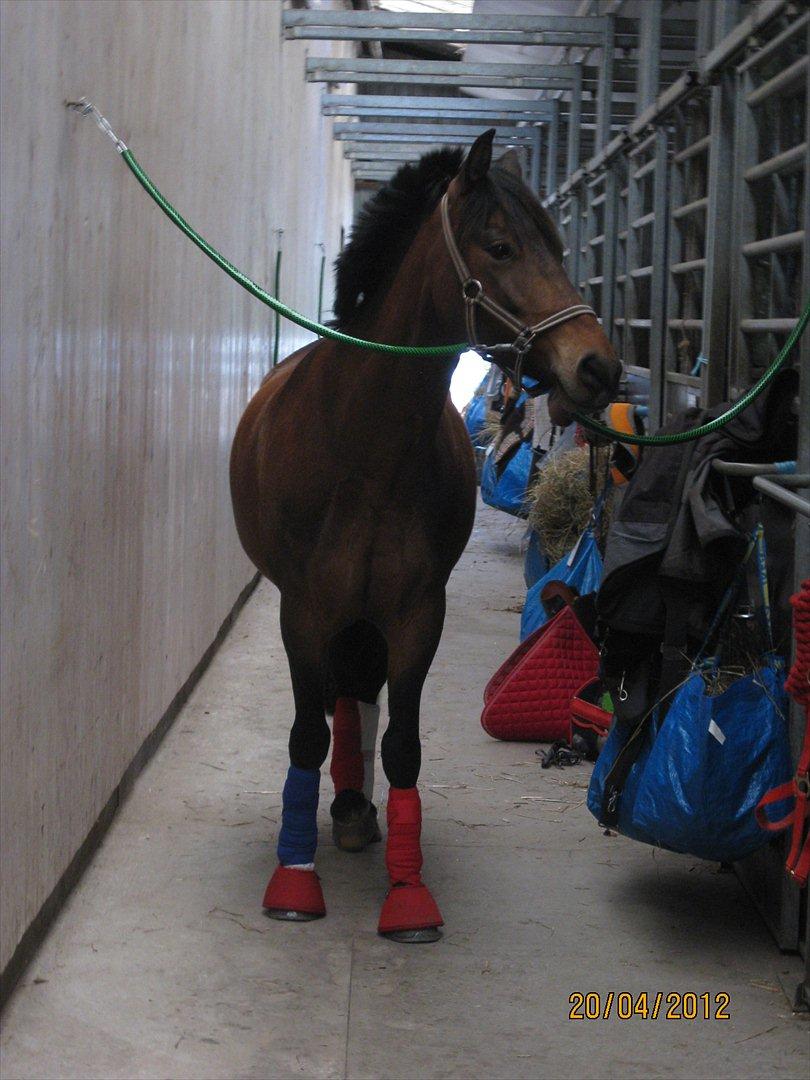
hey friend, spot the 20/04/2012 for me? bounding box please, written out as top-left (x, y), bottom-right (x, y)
top-left (568, 991), bottom-right (731, 1021)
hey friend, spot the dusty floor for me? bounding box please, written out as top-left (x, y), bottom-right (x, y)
top-left (1, 500), bottom-right (807, 1080)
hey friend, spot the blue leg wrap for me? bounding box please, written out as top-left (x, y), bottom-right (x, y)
top-left (277, 765), bottom-right (319, 866)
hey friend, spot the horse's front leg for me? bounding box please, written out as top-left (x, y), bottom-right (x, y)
top-left (378, 593), bottom-right (446, 943)
top-left (263, 599), bottom-right (331, 921)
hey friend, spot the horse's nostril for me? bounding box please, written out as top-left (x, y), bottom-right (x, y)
top-left (577, 353), bottom-right (620, 399)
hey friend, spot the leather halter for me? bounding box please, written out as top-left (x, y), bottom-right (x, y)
top-left (440, 192), bottom-right (595, 395)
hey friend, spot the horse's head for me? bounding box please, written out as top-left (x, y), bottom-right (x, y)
top-left (437, 129), bottom-right (621, 426)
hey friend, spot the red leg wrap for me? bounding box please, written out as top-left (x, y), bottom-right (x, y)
top-left (378, 787), bottom-right (443, 934)
top-left (330, 698), bottom-right (364, 794)
top-left (263, 865), bottom-right (326, 917)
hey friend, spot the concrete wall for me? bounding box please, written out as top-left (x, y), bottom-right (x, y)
top-left (0, 0), bottom-right (353, 976)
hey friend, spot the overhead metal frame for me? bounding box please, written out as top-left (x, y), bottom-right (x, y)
top-left (283, 8), bottom-right (610, 47)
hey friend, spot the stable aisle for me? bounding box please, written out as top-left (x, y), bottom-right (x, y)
top-left (1, 499), bottom-right (806, 1080)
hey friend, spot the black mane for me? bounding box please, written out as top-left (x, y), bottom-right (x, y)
top-left (333, 145), bottom-right (564, 329)
top-left (333, 148), bottom-right (463, 328)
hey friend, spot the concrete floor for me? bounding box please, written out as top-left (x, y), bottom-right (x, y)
top-left (1, 500), bottom-right (807, 1080)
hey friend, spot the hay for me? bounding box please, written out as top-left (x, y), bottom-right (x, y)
top-left (481, 413), bottom-right (504, 446)
top-left (526, 446), bottom-right (612, 564)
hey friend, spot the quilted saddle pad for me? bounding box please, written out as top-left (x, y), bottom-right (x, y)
top-left (481, 606), bottom-right (599, 742)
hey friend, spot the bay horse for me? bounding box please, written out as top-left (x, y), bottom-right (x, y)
top-left (230, 130), bottom-right (620, 941)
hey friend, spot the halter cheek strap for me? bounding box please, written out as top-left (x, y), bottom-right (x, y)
top-left (440, 192), bottom-right (595, 393)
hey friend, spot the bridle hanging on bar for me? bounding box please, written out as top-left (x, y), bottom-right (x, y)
top-left (439, 192), bottom-right (595, 394)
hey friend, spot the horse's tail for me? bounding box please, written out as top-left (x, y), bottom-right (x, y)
top-left (324, 620), bottom-right (388, 714)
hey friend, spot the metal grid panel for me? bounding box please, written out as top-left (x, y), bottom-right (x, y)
top-left (728, 11), bottom-right (808, 398)
top-left (662, 87), bottom-right (712, 418)
top-left (611, 130), bottom-right (669, 426)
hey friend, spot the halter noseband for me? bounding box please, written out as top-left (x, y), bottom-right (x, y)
top-left (440, 192), bottom-right (595, 395)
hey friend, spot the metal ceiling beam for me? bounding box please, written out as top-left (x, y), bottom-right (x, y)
top-left (307, 58), bottom-right (681, 92)
top-left (321, 94), bottom-right (555, 122)
top-left (336, 131), bottom-right (530, 145)
top-left (284, 9), bottom-right (608, 47)
top-left (306, 58), bottom-right (591, 92)
top-left (344, 146), bottom-right (429, 158)
top-left (321, 93), bottom-right (637, 120)
top-left (333, 122), bottom-right (536, 141)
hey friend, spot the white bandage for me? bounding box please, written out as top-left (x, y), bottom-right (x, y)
top-left (358, 701), bottom-right (380, 802)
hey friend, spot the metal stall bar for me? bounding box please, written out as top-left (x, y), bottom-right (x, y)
top-left (600, 153), bottom-right (624, 350)
top-left (529, 127), bottom-right (542, 198)
top-left (337, 132), bottom-right (531, 145)
top-left (306, 58), bottom-right (585, 91)
top-left (580, 171), bottom-right (608, 314)
top-left (637, 0), bottom-right (662, 111)
top-left (596, 13), bottom-right (616, 153)
top-left (332, 123), bottom-right (535, 142)
top-left (720, 5), bottom-right (809, 959)
top-left (321, 95), bottom-right (555, 121)
top-left (660, 66), bottom-right (737, 420)
top-left (752, 477), bottom-right (810, 517)
top-left (728, 9), bottom-right (808, 400)
top-left (284, 9), bottom-right (608, 47)
top-left (620, 127), bottom-right (669, 425)
top-left (545, 99), bottom-right (561, 209)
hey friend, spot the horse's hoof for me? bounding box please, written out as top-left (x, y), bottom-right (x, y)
top-left (331, 792), bottom-right (382, 853)
top-left (264, 908), bottom-right (323, 922)
top-left (381, 927), bottom-right (442, 944)
top-left (377, 882), bottom-right (443, 940)
top-left (262, 865), bottom-right (326, 919)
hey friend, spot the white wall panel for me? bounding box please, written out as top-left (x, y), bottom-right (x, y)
top-left (0, 0), bottom-right (353, 973)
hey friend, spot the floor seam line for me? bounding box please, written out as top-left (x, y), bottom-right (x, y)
top-left (343, 935), bottom-right (354, 1080)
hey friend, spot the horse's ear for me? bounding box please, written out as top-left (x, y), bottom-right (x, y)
top-left (497, 148), bottom-right (522, 179)
top-left (459, 129), bottom-right (495, 191)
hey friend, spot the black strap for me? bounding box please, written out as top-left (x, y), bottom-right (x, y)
top-left (599, 424), bottom-right (704, 828)
top-left (600, 714), bottom-right (650, 828)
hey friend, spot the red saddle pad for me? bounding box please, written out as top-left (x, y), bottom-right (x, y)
top-left (482, 605), bottom-right (599, 742)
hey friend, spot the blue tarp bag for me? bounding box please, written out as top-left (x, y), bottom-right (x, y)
top-left (520, 526), bottom-right (603, 640)
top-left (588, 660), bottom-right (792, 861)
top-left (523, 529), bottom-right (548, 589)
top-left (464, 393), bottom-right (487, 444)
top-left (481, 439), bottom-right (534, 518)
top-left (588, 526), bottom-right (793, 862)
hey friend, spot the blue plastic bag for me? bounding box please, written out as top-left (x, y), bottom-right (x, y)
top-left (588, 658), bottom-right (793, 862)
top-left (523, 529), bottom-right (548, 589)
top-left (464, 394), bottom-right (487, 444)
top-left (481, 439), bottom-right (534, 517)
top-left (520, 527), bottom-right (603, 640)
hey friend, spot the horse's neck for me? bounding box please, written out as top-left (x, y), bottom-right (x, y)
top-left (336, 238), bottom-right (460, 445)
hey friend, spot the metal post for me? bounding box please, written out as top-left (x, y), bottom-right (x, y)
top-left (649, 129), bottom-right (670, 428)
top-left (596, 13), bottom-right (615, 153)
top-left (638, 0), bottom-right (662, 111)
top-left (714, 0), bottom-right (742, 47)
top-left (702, 72), bottom-right (736, 406)
top-left (568, 186), bottom-right (582, 290)
top-left (566, 64), bottom-right (583, 179)
top-left (601, 161), bottom-right (620, 344)
top-left (273, 235), bottom-right (283, 366)
top-left (316, 243), bottom-right (326, 325)
top-left (545, 99), bottom-right (560, 198)
top-left (529, 126), bottom-right (541, 196)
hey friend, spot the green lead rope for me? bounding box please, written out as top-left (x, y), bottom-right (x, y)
top-left (575, 300), bottom-right (809, 446)
top-left (122, 149), bottom-right (466, 358)
top-left (113, 143), bottom-right (810, 447)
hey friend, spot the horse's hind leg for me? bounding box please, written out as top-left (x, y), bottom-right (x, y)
top-left (378, 595), bottom-right (446, 943)
top-left (330, 699), bottom-right (382, 851)
top-left (328, 623), bottom-right (386, 853)
top-left (263, 602), bottom-right (331, 922)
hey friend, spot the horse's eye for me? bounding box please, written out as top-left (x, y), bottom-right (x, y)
top-left (485, 241), bottom-right (514, 261)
